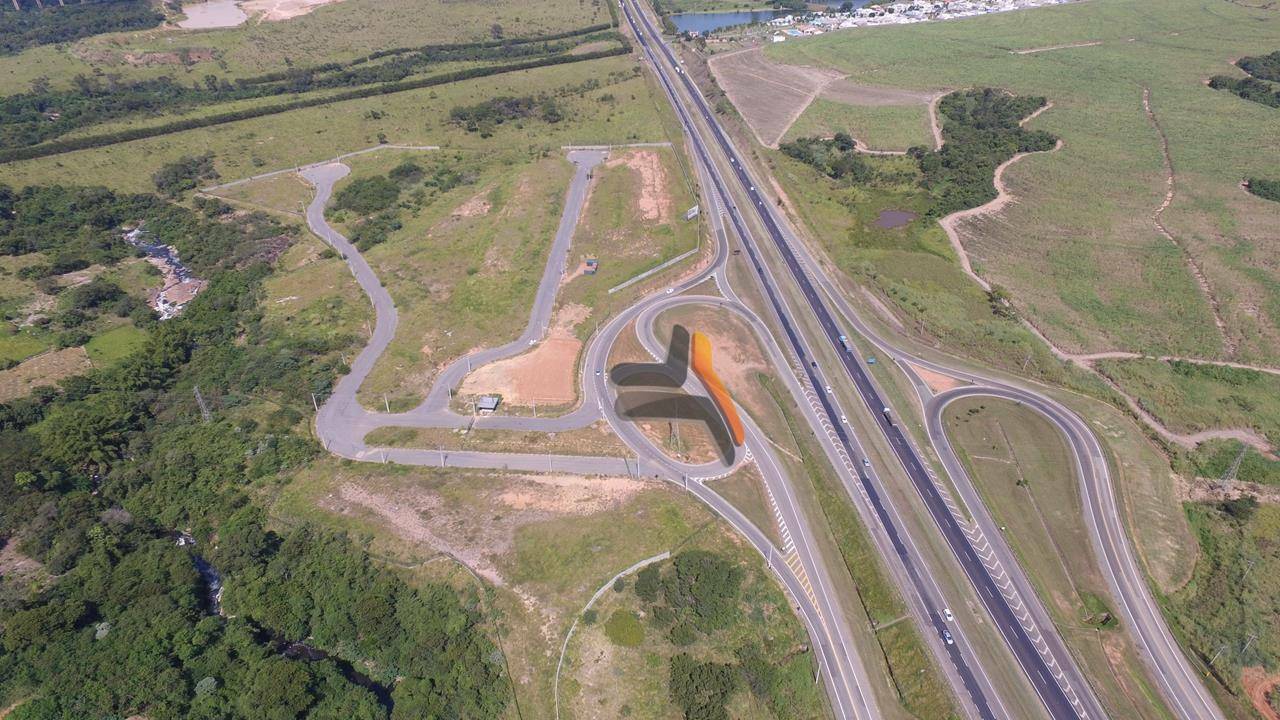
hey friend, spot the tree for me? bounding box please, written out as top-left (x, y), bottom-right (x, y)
top-left (490, 22), bottom-right (504, 39)
top-left (35, 391), bottom-right (141, 472)
top-left (242, 658), bottom-right (317, 720)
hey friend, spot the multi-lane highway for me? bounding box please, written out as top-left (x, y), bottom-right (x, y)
top-left (617, 2), bottom-right (1221, 719)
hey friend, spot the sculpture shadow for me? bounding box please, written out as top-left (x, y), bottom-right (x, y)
top-left (610, 324), bottom-right (689, 389)
top-left (608, 324), bottom-right (735, 465)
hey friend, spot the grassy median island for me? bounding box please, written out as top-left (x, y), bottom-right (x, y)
top-left (767, 0), bottom-right (1280, 365)
top-left (944, 397), bottom-right (1176, 718)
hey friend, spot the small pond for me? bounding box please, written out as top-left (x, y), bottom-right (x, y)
top-left (873, 209), bottom-right (917, 229)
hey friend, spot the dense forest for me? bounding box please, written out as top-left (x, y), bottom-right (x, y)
top-left (0, 184), bottom-right (508, 719)
top-left (910, 89), bottom-right (1056, 216)
top-left (448, 94), bottom-right (564, 136)
top-left (782, 88), bottom-right (1057, 219)
top-left (779, 133), bottom-right (873, 183)
top-left (327, 158), bottom-right (477, 251)
top-left (0, 0), bottom-right (162, 56)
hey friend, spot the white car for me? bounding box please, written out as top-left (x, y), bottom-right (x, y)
top-left (666, 287), bottom-right (674, 294)
top-left (862, 458), bottom-right (870, 467)
top-left (825, 385), bottom-right (832, 393)
top-left (840, 415), bottom-right (847, 424)
top-left (943, 630), bottom-right (954, 646)
top-left (943, 608), bottom-right (953, 622)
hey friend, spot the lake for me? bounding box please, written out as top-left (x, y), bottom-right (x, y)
top-left (670, 1), bottom-right (868, 35)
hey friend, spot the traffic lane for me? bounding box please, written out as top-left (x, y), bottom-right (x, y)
top-left (619, 4), bottom-right (1086, 716)
top-left (620, 4), bottom-right (1011, 718)
top-left (932, 386), bottom-right (1220, 720)
top-left (795, 236), bottom-right (1214, 720)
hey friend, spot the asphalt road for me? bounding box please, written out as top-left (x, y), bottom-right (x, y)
top-left (620, 2), bottom-right (1222, 718)
top-left (614, 0), bottom-right (1115, 717)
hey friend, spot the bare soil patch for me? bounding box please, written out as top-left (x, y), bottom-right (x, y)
top-left (907, 362), bottom-right (966, 394)
top-left (451, 188), bottom-right (492, 218)
top-left (821, 80), bottom-right (937, 106)
top-left (1242, 666), bottom-right (1280, 720)
top-left (331, 473), bottom-right (646, 588)
top-left (708, 46), bottom-right (844, 147)
top-left (240, 0), bottom-right (346, 21)
top-left (605, 150), bottom-right (672, 223)
top-left (459, 303), bottom-right (591, 406)
top-left (0, 347), bottom-right (93, 402)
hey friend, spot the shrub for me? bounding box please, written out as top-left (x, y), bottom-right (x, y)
top-left (603, 609), bottom-right (644, 647)
top-left (152, 153), bottom-right (218, 197)
top-left (332, 175), bottom-right (400, 215)
top-left (1246, 177), bottom-right (1280, 203)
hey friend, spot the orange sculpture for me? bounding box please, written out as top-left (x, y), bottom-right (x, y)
top-left (690, 331), bottom-right (745, 446)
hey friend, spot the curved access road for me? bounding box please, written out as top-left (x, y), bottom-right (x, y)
top-left (301, 145), bottom-right (881, 717)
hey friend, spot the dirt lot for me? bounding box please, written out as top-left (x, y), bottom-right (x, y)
top-left (604, 150), bottom-right (672, 223)
top-left (1243, 666), bottom-right (1280, 720)
top-left (240, 0), bottom-right (346, 21)
top-left (708, 46), bottom-right (844, 147)
top-left (460, 303), bottom-right (591, 406)
top-left (0, 347), bottom-right (93, 402)
top-left (326, 472), bottom-right (647, 587)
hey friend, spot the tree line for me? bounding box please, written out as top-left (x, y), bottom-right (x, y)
top-left (0, 0), bottom-right (161, 56)
top-left (0, 183), bottom-right (509, 718)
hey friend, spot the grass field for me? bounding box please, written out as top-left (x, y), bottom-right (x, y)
top-left (766, 148), bottom-right (1085, 385)
top-left (0, 54), bottom-right (669, 193)
top-left (782, 98), bottom-right (933, 151)
top-left (559, 145), bottom-right (703, 340)
top-left (945, 397), bottom-right (1173, 719)
top-left (766, 0), bottom-right (1280, 364)
top-left (1165, 501), bottom-right (1280, 718)
top-left (83, 324), bottom-right (148, 365)
top-left (561, 528), bottom-right (828, 720)
top-left (0, 0), bottom-right (611, 94)
top-left (1096, 358), bottom-right (1280, 449)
